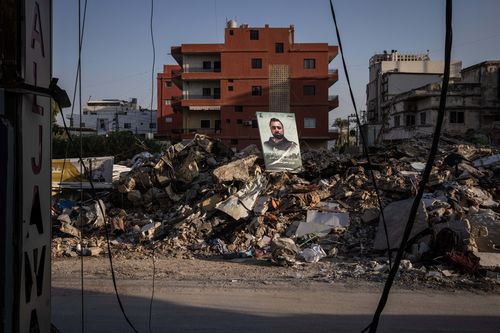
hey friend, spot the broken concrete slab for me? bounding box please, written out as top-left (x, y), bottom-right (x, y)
top-left (295, 211), bottom-right (349, 238)
top-left (216, 195), bottom-right (250, 220)
top-left (373, 198), bottom-right (428, 251)
top-left (212, 155), bottom-right (259, 183)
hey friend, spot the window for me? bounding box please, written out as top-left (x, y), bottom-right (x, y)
top-left (228, 79), bottom-right (234, 83)
top-left (99, 119), bottom-right (106, 130)
top-left (237, 119), bottom-right (243, 124)
top-left (200, 120), bottom-right (210, 128)
top-left (251, 58), bottom-right (262, 69)
top-left (214, 61), bottom-right (221, 72)
top-left (80, 122), bottom-right (85, 128)
top-left (228, 86), bottom-right (233, 91)
top-left (303, 85), bottom-right (316, 96)
top-left (304, 58), bottom-right (316, 69)
top-left (235, 105), bottom-right (243, 112)
top-left (304, 117), bottom-right (316, 128)
top-left (275, 42), bottom-right (284, 53)
top-left (450, 111), bottom-right (464, 123)
top-left (229, 30), bottom-right (234, 35)
top-left (406, 114), bottom-right (416, 126)
top-left (149, 123), bottom-right (156, 129)
top-left (165, 81), bottom-right (172, 88)
top-left (252, 119), bottom-right (258, 128)
top-left (165, 117), bottom-right (173, 123)
top-left (250, 30), bottom-right (259, 40)
top-left (394, 115), bottom-right (400, 127)
top-left (164, 99), bottom-right (171, 105)
top-left (251, 86), bottom-right (262, 96)
top-left (202, 88), bottom-right (211, 96)
top-left (213, 88), bottom-right (220, 99)
top-left (203, 61), bottom-right (211, 70)
top-left (124, 123), bottom-right (131, 129)
top-left (226, 119), bottom-right (231, 124)
top-left (231, 139), bottom-right (238, 145)
top-left (420, 112), bottom-right (426, 125)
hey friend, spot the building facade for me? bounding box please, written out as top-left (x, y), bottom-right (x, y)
top-left (69, 98), bottom-right (157, 136)
top-left (158, 22), bottom-right (339, 149)
top-left (364, 50), bottom-right (461, 144)
top-left (157, 65), bottom-right (182, 137)
top-left (380, 61), bottom-right (500, 144)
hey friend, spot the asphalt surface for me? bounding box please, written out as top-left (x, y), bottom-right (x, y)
top-left (52, 278), bottom-right (500, 333)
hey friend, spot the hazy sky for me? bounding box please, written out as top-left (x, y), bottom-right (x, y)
top-left (53, 0), bottom-right (500, 125)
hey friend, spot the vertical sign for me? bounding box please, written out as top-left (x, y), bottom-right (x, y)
top-left (19, 1), bottom-right (52, 332)
top-left (257, 112), bottom-right (302, 172)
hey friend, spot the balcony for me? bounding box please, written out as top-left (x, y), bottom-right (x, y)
top-left (328, 95), bottom-right (339, 110)
top-left (184, 67), bottom-right (221, 73)
top-left (184, 94), bottom-right (220, 100)
top-left (328, 69), bottom-right (339, 87)
top-left (171, 94), bottom-right (222, 110)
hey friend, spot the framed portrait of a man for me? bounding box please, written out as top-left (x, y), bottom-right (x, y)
top-left (256, 112), bottom-right (302, 172)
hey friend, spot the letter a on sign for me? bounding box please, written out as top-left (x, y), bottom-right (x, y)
top-left (31, 2), bottom-right (45, 57)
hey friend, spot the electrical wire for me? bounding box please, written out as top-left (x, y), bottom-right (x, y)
top-left (56, 1), bottom-right (139, 331)
top-left (328, 0), bottom-right (393, 268)
top-left (362, 1), bottom-right (454, 332)
top-left (59, 103), bottom-right (139, 333)
top-left (78, 1), bottom-right (85, 331)
top-left (148, 0), bottom-right (157, 332)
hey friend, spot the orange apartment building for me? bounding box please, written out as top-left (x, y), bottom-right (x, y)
top-left (157, 22), bottom-right (339, 149)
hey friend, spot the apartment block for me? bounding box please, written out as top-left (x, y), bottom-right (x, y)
top-left (157, 65), bottom-right (183, 136)
top-left (364, 50), bottom-right (462, 144)
top-left (157, 21), bottom-right (339, 149)
top-left (380, 61), bottom-right (500, 144)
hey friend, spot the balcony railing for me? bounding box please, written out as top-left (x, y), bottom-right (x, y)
top-left (184, 68), bottom-right (221, 73)
top-left (328, 69), bottom-right (338, 75)
top-left (184, 94), bottom-right (220, 100)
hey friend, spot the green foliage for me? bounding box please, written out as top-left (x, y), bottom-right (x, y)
top-left (52, 131), bottom-right (163, 162)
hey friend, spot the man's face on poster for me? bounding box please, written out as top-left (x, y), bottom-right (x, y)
top-left (270, 120), bottom-right (284, 140)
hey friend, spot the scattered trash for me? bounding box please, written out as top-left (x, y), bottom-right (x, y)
top-left (50, 134), bottom-right (500, 286)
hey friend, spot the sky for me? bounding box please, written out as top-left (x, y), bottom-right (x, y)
top-left (53, 0), bottom-right (500, 125)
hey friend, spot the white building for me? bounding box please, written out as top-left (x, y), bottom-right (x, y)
top-left (364, 50), bottom-right (462, 145)
top-left (67, 98), bottom-right (157, 136)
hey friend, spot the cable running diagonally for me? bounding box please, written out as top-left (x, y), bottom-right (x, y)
top-left (328, 0), bottom-right (393, 268)
top-left (148, 1), bottom-right (157, 332)
top-left (362, 1), bottom-right (454, 332)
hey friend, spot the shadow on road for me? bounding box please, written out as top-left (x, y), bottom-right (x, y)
top-left (52, 286), bottom-right (500, 333)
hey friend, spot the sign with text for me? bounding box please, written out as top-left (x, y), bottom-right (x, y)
top-left (256, 112), bottom-right (302, 172)
top-left (19, 1), bottom-right (52, 332)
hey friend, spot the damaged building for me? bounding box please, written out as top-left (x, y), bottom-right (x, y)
top-left (380, 61), bottom-right (500, 144)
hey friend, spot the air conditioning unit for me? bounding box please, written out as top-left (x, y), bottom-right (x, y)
top-left (243, 121), bottom-right (253, 126)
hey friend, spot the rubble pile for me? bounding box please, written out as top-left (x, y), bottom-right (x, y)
top-left (52, 135), bottom-right (500, 286)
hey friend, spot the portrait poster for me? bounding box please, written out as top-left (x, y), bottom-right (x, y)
top-left (256, 112), bottom-right (302, 172)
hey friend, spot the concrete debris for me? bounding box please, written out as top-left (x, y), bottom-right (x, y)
top-left (373, 198), bottom-right (428, 251)
top-left (51, 135), bottom-right (500, 284)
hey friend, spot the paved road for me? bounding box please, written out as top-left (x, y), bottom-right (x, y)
top-left (52, 278), bottom-right (500, 333)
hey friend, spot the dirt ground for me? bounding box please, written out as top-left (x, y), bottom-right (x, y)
top-left (51, 255), bottom-right (500, 294)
